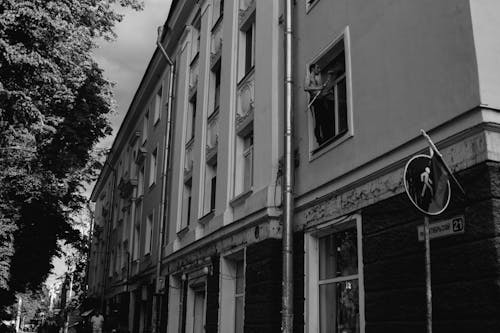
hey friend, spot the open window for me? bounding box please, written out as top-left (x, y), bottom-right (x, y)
top-left (306, 29), bottom-right (352, 155)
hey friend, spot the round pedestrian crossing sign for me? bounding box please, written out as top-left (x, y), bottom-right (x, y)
top-left (404, 154), bottom-right (451, 215)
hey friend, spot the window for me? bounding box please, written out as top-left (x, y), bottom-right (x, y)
top-left (138, 166), bottom-right (145, 196)
top-left (220, 252), bottom-right (245, 333)
top-left (234, 131), bottom-right (254, 197)
top-left (142, 111), bottom-right (149, 144)
top-left (306, 34), bottom-right (351, 153)
top-left (306, 216), bottom-right (364, 333)
top-left (306, 0), bottom-right (319, 12)
top-left (144, 213), bottom-right (153, 255)
top-left (203, 163), bottom-right (217, 215)
top-left (191, 287), bottom-right (206, 333)
top-left (191, 13), bottom-right (201, 60)
top-left (154, 86), bottom-right (162, 124)
top-left (133, 224), bottom-right (140, 260)
top-left (234, 260), bottom-right (245, 333)
top-left (242, 132), bottom-right (253, 193)
top-left (180, 180), bottom-right (192, 231)
top-left (213, 0), bottom-right (224, 22)
top-left (149, 148), bottom-right (157, 187)
top-left (213, 63), bottom-right (221, 112)
top-left (187, 95), bottom-right (197, 143)
top-left (243, 23), bottom-right (255, 76)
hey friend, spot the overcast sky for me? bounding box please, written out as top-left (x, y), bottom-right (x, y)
top-left (95, 0), bottom-right (173, 149)
top-left (46, 0), bottom-right (172, 288)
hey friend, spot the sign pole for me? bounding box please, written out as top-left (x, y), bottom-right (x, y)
top-left (424, 215), bottom-right (433, 333)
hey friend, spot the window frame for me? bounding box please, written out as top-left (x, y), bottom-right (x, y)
top-left (305, 214), bottom-right (365, 333)
top-left (153, 86), bottom-right (162, 125)
top-left (144, 212), bottom-right (153, 255)
top-left (306, 27), bottom-right (353, 160)
top-left (305, 0), bottom-right (320, 13)
top-left (219, 248), bottom-right (246, 333)
top-left (149, 147), bottom-right (158, 188)
top-left (142, 111), bottom-right (149, 145)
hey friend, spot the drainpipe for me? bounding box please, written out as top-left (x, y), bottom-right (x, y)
top-left (282, 0), bottom-right (294, 332)
top-left (152, 25), bottom-right (175, 333)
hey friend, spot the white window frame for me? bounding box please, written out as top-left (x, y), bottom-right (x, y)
top-left (306, 0), bottom-right (320, 13)
top-left (144, 212), bottom-right (153, 255)
top-left (179, 180), bottom-right (192, 231)
top-left (149, 147), bottom-right (158, 187)
top-left (305, 214), bottom-right (365, 333)
top-left (219, 248), bottom-right (246, 333)
top-left (153, 86), bottom-right (162, 125)
top-left (142, 111), bottom-right (149, 145)
top-left (137, 165), bottom-right (145, 197)
top-left (306, 27), bottom-right (354, 160)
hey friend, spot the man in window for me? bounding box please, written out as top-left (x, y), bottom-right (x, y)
top-left (306, 62), bottom-right (345, 146)
top-left (305, 63), bottom-right (327, 145)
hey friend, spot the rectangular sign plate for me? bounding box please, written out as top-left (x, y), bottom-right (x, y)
top-left (417, 215), bottom-right (465, 241)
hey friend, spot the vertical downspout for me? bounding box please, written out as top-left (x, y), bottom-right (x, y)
top-left (282, 0), bottom-right (294, 332)
top-left (152, 26), bottom-right (175, 333)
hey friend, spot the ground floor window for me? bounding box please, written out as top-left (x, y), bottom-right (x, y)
top-left (220, 250), bottom-right (245, 333)
top-left (306, 215), bottom-right (364, 333)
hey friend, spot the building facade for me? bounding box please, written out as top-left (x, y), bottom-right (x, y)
top-left (88, 0), bottom-right (500, 332)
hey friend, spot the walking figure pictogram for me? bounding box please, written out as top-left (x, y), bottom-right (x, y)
top-left (420, 167), bottom-right (433, 198)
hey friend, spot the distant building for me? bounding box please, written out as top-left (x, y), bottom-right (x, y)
top-left (88, 0), bottom-right (500, 332)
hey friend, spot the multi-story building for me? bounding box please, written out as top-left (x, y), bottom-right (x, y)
top-left (88, 0), bottom-right (500, 332)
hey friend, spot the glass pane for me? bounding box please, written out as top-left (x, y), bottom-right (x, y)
top-left (319, 228), bottom-right (357, 280)
top-left (235, 260), bottom-right (244, 294)
top-left (337, 77), bottom-right (348, 134)
top-left (235, 295), bottom-right (244, 333)
top-left (319, 280), bottom-right (359, 333)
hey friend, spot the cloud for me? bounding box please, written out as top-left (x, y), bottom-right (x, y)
top-left (94, 0), bottom-right (172, 148)
top-left (46, 1), bottom-right (172, 287)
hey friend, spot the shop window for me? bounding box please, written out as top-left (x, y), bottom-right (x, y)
top-left (306, 32), bottom-right (351, 154)
top-left (306, 216), bottom-right (364, 333)
top-left (220, 251), bottom-right (245, 333)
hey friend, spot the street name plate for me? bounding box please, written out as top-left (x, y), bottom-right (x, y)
top-left (417, 215), bottom-right (465, 241)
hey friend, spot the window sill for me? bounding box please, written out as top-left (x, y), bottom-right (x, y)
top-left (198, 211), bottom-right (214, 225)
top-left (153, 118), bottom-right (160, 127)
top-left (310, 129), bottom-right (352, 161)
top-left (177, 226), bottom-right (189, 237)
top-left (230, 189), bottom-right (253, 208)
top-left (211, 14), bottom-right (223, 32)
top-left (237, 66), bottom-right (255, 87)
top-left (305, 0), bottom-right (320, 14)
top-left (148, 182), bottom-right (156, 191)
top-left (190, 52), bottom-right (200, 67)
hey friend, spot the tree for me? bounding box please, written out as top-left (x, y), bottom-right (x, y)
top-left (0, 0), bottom-right (142, 313)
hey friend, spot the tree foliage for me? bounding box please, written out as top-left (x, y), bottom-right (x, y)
top-left (0, 0), bottom-right (142, 311)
